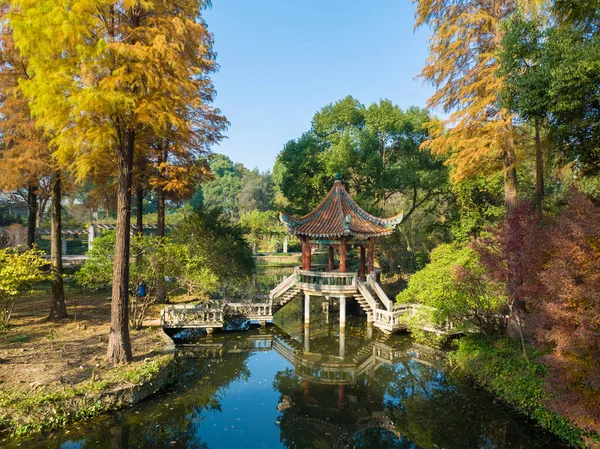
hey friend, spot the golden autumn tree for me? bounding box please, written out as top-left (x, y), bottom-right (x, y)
top-left (9, 0), bottom-right (226, 364)
top-left (0, 22), bottom-right (48, 249)
top-left (0, 22), bottom-right (68, 319)
top-left (414, 0), bottom-right (541, 344)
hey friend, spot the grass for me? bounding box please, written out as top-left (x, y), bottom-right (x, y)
top-left (9, 334), bottom-right (29, 343)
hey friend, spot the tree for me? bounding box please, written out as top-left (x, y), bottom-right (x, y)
top-left (0, 24), bottom-right (68, 318)
top-left (199, 154), bottom-right (244, 217)
top-left (545, 1), bottom-right (600, 176)
top-left (500, 10), bottom-right (551, 218)
top-left (519, 191), bottom-right (600, 436)
top-left (274, 97), bottom-right (448, 218)
top-left (0, 247), bottom-right (47, 326)
top-left (76, 232), bottom-right (187, 329)
top-left (0, 24), bottom-right (49, 249)
top-left (9, 0), bottom-right (225, 364)
top-left (176, 208), bottom-right (255, 298)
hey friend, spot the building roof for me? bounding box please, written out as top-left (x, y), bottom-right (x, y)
top-left (280, 180), bottom-right (403, 239)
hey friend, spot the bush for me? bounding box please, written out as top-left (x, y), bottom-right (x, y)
top-left (0, 247), bottom-right (47, 326)
top-left (451, 335), bottom-right (596, 448)
top-left (397, 243), bottom-right (506, 337)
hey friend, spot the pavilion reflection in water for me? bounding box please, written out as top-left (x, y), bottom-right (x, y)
top-left (177, 319), bottom-right (445, 449)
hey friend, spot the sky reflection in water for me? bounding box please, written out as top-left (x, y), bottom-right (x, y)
top-left (9, 299), bottom-right (568, 449)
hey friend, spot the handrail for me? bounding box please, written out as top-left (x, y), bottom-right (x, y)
top-left (357, 280), bottom-right (379, 313)
top-left (269, 273), bottom-right (296, 300)
top-left (367, 274), bottom-right (394, 312)
top-left (295, 268), bottom-right (357, 291)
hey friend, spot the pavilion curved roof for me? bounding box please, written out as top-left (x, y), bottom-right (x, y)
top-left (280, 180), bottom-right (403, 239)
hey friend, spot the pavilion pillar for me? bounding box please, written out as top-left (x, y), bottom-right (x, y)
top-left (339, 236), bottom-right (347, 273)
top-left (328, 244), bottom-right (335, 271)
top-left (359, 244), bottom-right (366, 280)
top-left (339, 295), bottom-right (346, 326)
top-left (339, 326), bottom-right (345, 358)
top-left (368, 239), bottom-right (375, 274)
top-left (304, 292), bottom-right (310, 324)
top-left (301, 235), bottom-right (311, 270)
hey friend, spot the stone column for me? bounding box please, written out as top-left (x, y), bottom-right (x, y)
top-left (88, 225), bottom-right (95, 251)
top-left (339, 295), bottom-right (346, 326)
top-left (304, 292), bottom-right (311, 324)
top-left (304, 323), bottom-right (310, 353)
top-left (61, 235), bottom-right (67, 255)
top-left (366, 320), bottom-right (373, 339)
top-left (283, 235), bottom-right (288, 253)
top-left (339, 326), bottom-right (345, 358)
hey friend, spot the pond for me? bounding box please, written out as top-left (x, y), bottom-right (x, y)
top-left (9, 301), bottom-right (568, 449)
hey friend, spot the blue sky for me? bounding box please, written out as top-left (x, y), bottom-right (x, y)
top-left (203, 0), bottom-right (433, 172)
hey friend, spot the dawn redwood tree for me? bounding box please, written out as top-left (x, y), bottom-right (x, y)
top-left (413, 0), bottom-right (542, 339)
top-left (0, 23), bottom-right (67, 318)
top-left (9, 0), bottom-right (225, 364)
top-left (0, 23), bottom-right (48, 248)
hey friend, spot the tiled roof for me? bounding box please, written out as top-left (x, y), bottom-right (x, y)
top-left (280, 180), bottom-right (403, 239)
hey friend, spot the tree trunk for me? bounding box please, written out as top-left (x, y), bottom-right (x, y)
top-left (26, 185), bottom-right (37, 249)
top-left (535, 118), bottom-right (544, 220)
top-left (155, 146), bottom-right (166, 303)
top-left (135, 186), bottom-right (144, 237)
top-left (107, 132), bottom-right (134, 365)
top-left (49, 172), bottom-right (67, 320)
top-left (157, 185), bottom-right (165, 238)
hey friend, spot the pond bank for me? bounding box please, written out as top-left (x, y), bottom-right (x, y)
top-left (451, 335), bottom-right (599, 449)
top-left (0, 289), bottom-right (177, 441)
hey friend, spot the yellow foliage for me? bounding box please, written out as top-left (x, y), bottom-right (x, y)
top-left (414, 0), bottom-right (520, 183)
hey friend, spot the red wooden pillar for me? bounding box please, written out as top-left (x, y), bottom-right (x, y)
top-left (337, 384), bottom-right (345, 410)
top-left (339, 236), bottom-right (347, 273)
top-left (359, 244), bottom-right (366, 280)
top-left (302, 235), bottom-right (312, 270)
top-left (367, 239), bottom-right (375, 274)
top-left (328, 244), bottom-right (335, 271)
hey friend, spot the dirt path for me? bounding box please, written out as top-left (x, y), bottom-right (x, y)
top-left (0, 287), bottom-right (165, 396)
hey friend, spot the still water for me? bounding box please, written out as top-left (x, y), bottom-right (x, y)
top-left (10, 300), bottom-right (567, 449)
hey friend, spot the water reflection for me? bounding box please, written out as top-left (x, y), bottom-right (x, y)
top-left (6, 309), bottom-right (566, 449)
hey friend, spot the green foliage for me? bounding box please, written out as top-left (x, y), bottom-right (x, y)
top-left (175, 207), bottom-right (255, 298)
top-left (452, 175), bottom-right (505, 240)
top-left (9, 334), bottom-right (29, 343)
top-left (274, 97), bottom-right (448, 216)
top-left (0, 247), bottom-right (47, 326)
top-left (196, 154), bottom-right (274, 218)
top-left (451, 335), bottom-right (593, 447)
top-left (397, 243), bottom-right (506, 337)
top-left (75, 232), bottom-right (190, 328)
top-left (239, 210), bottom-right (286, 253)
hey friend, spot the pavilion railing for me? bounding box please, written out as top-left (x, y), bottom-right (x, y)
top-left (295, 267), bottom-right (357, 293)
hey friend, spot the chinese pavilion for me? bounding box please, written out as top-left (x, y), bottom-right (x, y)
top-left (270, 178), bottom-right (406, 333)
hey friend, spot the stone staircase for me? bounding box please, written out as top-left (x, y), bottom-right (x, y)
top-left (354, 293), bottom-right (374, 314)
top-left (272, 286), bottom-right (302, 313)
